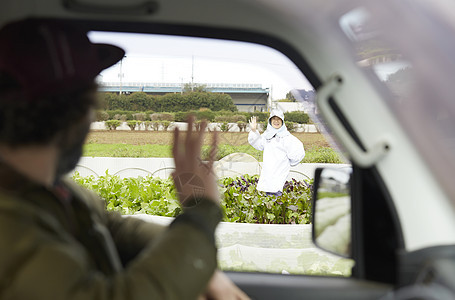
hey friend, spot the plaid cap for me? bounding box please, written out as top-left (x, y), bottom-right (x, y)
top-left (0, 18), bottom-right (125, 100)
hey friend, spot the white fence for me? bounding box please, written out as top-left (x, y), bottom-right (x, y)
top-left (74, 157), bottom-right (349, 180)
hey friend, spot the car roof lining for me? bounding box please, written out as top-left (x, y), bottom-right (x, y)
top-left (46, 17), bottom-right (322, 91)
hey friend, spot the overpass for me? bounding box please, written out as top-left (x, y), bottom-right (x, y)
top-left (99, 82), bottom-right (270, 112)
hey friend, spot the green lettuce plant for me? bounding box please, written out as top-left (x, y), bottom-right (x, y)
top-left (72, 172), bottom-right (313, 224)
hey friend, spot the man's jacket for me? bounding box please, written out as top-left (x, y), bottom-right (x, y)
top-left (0, 161), bottom-right (222, 299)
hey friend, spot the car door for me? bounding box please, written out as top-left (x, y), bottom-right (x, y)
top-left (84, 15), bottom-right (396, 299)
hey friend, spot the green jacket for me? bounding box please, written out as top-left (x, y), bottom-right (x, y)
top-left (0, 161), bottom-right (222, 300)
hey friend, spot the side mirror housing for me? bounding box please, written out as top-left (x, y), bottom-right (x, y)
top-left (312, 167), bottom-right (352, 258)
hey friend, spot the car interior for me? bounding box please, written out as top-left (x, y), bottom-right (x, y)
top-left (3, 0), bottom-right (455, 299)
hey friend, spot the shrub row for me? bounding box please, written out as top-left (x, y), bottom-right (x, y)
top-left (105, 120), bottom-right (174, 131)
top-left (102, 119), bottom-right (303, 133)
top-left (96, 109), bottom-right (310, 124)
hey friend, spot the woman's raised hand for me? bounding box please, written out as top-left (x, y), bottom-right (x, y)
top-left (249, 116), bottom-right (257, 132)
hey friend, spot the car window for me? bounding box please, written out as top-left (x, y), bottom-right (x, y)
top-left (73, 31), bottom-right (355, 276)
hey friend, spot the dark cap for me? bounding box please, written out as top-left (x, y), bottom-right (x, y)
top-left (0, 19), bottom-right (125, 100)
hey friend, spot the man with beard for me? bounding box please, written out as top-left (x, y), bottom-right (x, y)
top-left (0, 19), bottom-right (248, 300)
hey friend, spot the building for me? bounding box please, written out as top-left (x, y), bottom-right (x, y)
top-left (99, 82), bottom-right (270, 112)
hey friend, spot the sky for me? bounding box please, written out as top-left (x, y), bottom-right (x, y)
top-left (88, 31), bottom-right (313, 100)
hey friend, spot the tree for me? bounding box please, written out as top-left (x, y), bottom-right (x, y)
top-left (127, 92), bottom-right (152, 111)
top-left (98, 90), bottom-right (237, 112)
top-left (127, 120), bottom-right (138, 130)
top-left (105, 120), bottom-right (121, 130)
top-left (284, 111), bottom-right (310, 124)
top-left (183, 83), bottom-right (207, 93)
top-left (156, 92), bottom-right (236, 112)
top-left (286, 91), bottom-right (296, 102)
top-left (99, 93), bottom-right (122, 110)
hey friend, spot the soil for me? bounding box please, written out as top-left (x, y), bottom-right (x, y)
top-left (86, 130), bottom-right (332, 148)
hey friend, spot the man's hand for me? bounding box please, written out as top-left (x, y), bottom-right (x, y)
top-left (249, 116), bottom-right (257, 132)
top-left (199, 270), bottom-right (251, 300)
top-left (172, 116), bottom-right (219, 206)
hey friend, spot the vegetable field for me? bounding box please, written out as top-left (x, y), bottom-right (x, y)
top-left (72, 172), bottom-right (314, 224)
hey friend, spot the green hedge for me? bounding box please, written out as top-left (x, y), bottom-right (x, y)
top-left (96, 92), bottom-right (310, 123)
top-left (99, 91), bottom-right (237, 112)
top-left (284, 111), bottom-right (310, 124)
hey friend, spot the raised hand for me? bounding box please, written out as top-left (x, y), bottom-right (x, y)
top-left (172, 116), bottom-right (219, 206)
top-left (249, 116), bottom-right (257, 132)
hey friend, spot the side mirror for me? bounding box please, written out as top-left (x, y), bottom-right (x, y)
top-left (312, 167), bottom-right (352, 258)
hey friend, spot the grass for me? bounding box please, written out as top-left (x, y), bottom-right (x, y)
top-left (83, 130), bottom-right (344, 163)
top-left (84, 144), bottom-right (172, 158)
top-left (302, 147), bottom-right (344, 164)
top-left (83, 143), bottom-right (344, 163)
top-left (85, 130), bottom-right (332, 147)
